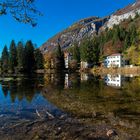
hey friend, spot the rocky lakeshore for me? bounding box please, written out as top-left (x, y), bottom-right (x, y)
top-left (0, 115), bottom-right (120, 140)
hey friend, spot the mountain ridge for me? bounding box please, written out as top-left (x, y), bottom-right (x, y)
top-left (40, 0), bottom-right (140, 53)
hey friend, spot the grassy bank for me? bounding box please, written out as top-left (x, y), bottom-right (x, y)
top-left (91, 66), bottom-right (140, 75)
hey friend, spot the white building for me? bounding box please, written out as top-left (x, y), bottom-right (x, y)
top-left (104, 53), bottom-right (124, 68)
top-left (64, 52), bottom-right (72, 69)
top-left (104, 74), bottom-right (122, 87)
top-left (80, 61), bottom-right (89, 69)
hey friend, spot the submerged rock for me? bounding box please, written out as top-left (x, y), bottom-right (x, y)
top-left (106, 129), bottom-right (118, 137)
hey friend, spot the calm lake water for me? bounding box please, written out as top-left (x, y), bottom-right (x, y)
top-left (0, 73), bottom-right (140, 139)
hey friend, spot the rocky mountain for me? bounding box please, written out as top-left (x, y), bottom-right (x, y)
top-left (40, 0), bottom-right (140, 53)
top-left (106, 0), bottom-right (140, 28)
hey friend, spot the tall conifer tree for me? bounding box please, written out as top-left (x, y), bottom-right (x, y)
top-left (9, 40), bottom-right (17, 73)
top-left (1, 45), bottom-right (9, 72)
top-left (34, 49), bottom-right (44, 69)
top-left (17, 41), bottom-right (25, 72)
top-left (55, 44), bottom-right (65, 70)
top-left (24, 40), bottom-right (35, 73)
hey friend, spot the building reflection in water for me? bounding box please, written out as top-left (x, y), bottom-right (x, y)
top-left (104, 74), bottom-right (122, 88)
top-left (44, 73), bottom-right (111, 90)
top-left (80, 73), bottom-right (89, 81)
top-left (64, 73), bottom-right (92, 89)
top-left (51, 74), bottom-right (55, 83)
top-left (64, 73), bottom-right (93, 89)
top-left (44, 73), bottom-right (134, 90)
top-left (64, 74), bottom-right (72, 89)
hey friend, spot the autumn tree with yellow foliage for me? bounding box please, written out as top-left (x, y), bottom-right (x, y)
top-left (125, 45), bottom-right (140, 66)
top-left (44, 52), bottom-right (55, 69)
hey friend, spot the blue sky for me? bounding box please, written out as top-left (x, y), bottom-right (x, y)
top-left (0, 0), bottom-right (135, 53)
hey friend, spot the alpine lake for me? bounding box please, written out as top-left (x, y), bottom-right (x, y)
top-left (0, 73), bottom-right (140, 140)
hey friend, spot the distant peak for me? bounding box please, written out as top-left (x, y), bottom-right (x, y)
top-left (136, 0), bottom-right (140, 3)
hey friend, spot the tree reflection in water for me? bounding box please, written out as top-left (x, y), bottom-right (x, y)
top-left (1, 76), bottom-right (44, 103)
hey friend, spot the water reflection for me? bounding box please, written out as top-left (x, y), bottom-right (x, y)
top-left (44, 73), bottom-right (95, 90)
top-left (0, 76), bottom-right (65, 127)
top-left (104, 74), bottom-right (122, 88)
top-left (44, 73), bottom-right (81, 90)
top-left (64, 74), bottom-right (72, 89)
top-left (1, 78), bottom-right (42, 103)
top-left (42, 73), bottom-right (140, 139)
top-left (0, 73), bottom-right (140, 139)
top-left (81, 73), bottom-right (89, 81)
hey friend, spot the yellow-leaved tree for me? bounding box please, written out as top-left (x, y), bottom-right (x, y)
top-left (44, 52), bottom-right (55, 69)
top-left (125, 45), bottom-right (140, 66)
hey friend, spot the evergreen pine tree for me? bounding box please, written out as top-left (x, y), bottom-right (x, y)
top-left (119, 27), bottom-right (127, 41)
top-left (69, 44), bottom-right (80, 70)
top-left (135, 12), bottom-right (139, 19)
top-left (112, 25), bottom-right (120, 44)
top-left (1, 45), bottom-right (9, 72)
top-left (80, 39), bottom-right (93, 63)
top-left (9, 40), bottom-right (17, 73)
top-left (80, 40), bottom-right (88, 62)
top-left (129, 24), bottom-right (137, 45)
top-left (123, 34), bottom-right (130, 51)
top-left (73, 44), bottom-right (80, 63)
top-left (55, 44), bottom-right (65, 70)
top-left (24, 40), bottom-right (35, 73)
top-left (34, 49), bottom-right (44, 69)
top-left (17, 41), bottom-right (25, 72)
top-left (92, 38), bottom-right (100, 65)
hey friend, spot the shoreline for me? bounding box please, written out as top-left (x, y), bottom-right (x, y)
top-left (0, 114), bottom-right (119, 140)
top-left (90, 66), bottom-right (140, 76)
top-left (0, 66), bottom-right (140, 79)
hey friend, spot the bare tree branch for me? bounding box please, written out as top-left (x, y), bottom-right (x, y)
top-left (0, 0), bottom-right (42, 27)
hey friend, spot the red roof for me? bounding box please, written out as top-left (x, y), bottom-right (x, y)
top-left (110, 53), bottom-right (121, 56)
